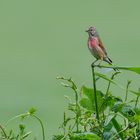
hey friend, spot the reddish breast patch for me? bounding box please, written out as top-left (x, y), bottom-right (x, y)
top-left (88, 38), bottom-right (98, 48)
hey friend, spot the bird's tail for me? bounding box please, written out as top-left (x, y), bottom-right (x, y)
top-left (104, 57), bottom-right (112, 64)
top-left (104, 57), bottom-right (119, 71)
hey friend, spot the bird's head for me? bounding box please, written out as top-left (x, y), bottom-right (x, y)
top-left (86, 27), bottom-right (98, 37)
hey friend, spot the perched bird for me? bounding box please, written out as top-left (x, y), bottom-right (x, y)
top-left (86, 27), bottom-right (113, 65)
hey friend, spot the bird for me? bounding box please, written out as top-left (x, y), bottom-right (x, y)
top-left (86, 26), bottom-right (113, 66)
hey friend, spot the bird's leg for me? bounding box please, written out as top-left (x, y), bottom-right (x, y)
top-left (91, 59), bottom-right (98, 67)
top-left (97, 59), bottom-right (103, 68)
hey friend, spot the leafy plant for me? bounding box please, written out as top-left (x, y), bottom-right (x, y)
top-left (54, 64), bottom-right (140, 140)
top-left (0, 108), bottom-right (45, 140)
top-left (0, 64), bottom-right (140, 140)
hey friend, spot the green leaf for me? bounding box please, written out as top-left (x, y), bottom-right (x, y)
top-left (104, 114), bottom-right (115, 127)
top-left (112, 101), bottom-right (123, 113)
top-left (95, 72), bottom-right (116, 84)
top-left (125, 67), bottom-right (140, 74)
top-left (21, 131), bottom-right (32, 139)
top-left (80, 86), bottom-right (104, 112)
top-left (70, 132), bottom-right (100, 140)
top-left (103, 131), bottom-right (113, 140)
top-left (95, 65), bottom-right (140, 74)
top-left (80, 98), bottom-right (94, 111)
top-left (52, 135), bottom-right (64, 140)
top-left (121, 105), bottom-right (135, 117)
top-left (112, 118), bottom-right (124, 140)
top-left (81, 86), bottom-right (94, 102)
top-left (104, 95), bottom-right (122, 110)
top-left (129, 90), bottom-right (140, 96)
top-left (103, 115), bottom-right (114, 140)
top-left (134, 114), bottom-right (140, 123)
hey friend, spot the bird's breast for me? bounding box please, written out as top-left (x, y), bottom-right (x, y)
top-left (88, 38), bottom-right (98, 49)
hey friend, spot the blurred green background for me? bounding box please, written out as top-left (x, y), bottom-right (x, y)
top-left (0, 0), bottom-right (139, 139)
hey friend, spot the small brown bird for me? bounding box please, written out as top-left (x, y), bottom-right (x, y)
top-left (86, 27), bottom-right (113, 65)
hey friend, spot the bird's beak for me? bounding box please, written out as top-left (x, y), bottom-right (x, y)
top-left (85, 30), bottom-right (89, 32)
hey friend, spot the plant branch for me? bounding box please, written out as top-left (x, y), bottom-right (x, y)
top-left (105, 72), bottom-right (120, 98)
top-left (0, 124), bottom-right (7, 138)
top-left (125, 81), bottom-right (131, 102)
top-left (135, 88), bottom-right (140, 108)
top-left (91, 64), bottom-right (99, 121)
top-left (32, 115), bottom-right (45, 140)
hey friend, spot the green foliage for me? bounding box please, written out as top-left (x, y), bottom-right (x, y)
top-left (0, 108), bottom-right (45, 140)
top-left (55, 65), bottom-right (140, 140)
top-left (0, 65), bottom-right (140, 139)
top-left (80, 86), bottom-right (104, 112)
top-left (70, 132), bottom-right (100, 140)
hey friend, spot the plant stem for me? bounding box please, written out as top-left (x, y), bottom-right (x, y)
top-left (125, 81), bottom-right (131, 102)
top-left (73, 87), bottom-right (79, 133)
top-left (0, 124), bottom-right (7, 138)
top-left (63, 112), bottom-right (66, 135)
top-left (105, 72), bottom-right (120, 97)
top-left (70, 78), bottom-right (79, 132)
top-left (75, 91), bottom-right (79, 132)
top-left (93, 65), bottom-right (126, 69)
top-left (91, 64), bottom-right (99, 121)
top-left (57, 77), bottom-right (79, 132)
top-left (32, 115), bottom-right (45, 140)
top-left (135, 96), bottom-right (139, 109)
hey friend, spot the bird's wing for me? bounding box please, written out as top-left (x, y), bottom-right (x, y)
top-left (98, 38), bottom-right (107, 56)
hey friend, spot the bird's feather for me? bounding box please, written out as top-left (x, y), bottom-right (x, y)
top-left (98, 38), bottom-right (107, 55)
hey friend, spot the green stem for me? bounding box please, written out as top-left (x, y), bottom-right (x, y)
top-left (75, 90), bottom-right (79, 132)
top-left (135, 96), bottom-right (139, 109)
top-left (105, 72), bottom-right (120, 97)
top-left (135, 88), bottom-right (140, 109)
top-left (70, 78), bottom-right (79, 132)
top-left (63, 112), bottom-right (66, 135)
top-left (57, 77), bottom-right (79, 132)
top-left (0, 124), bottom-right (7, 138)
top-left (125, 81), bottom-right (131, 102)
top-left (32, 115), bottom-right (45, 140)
top-left (94, 65), bottom-right (127, 69)
top-left (91, 64), bottom-right (99, 121)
